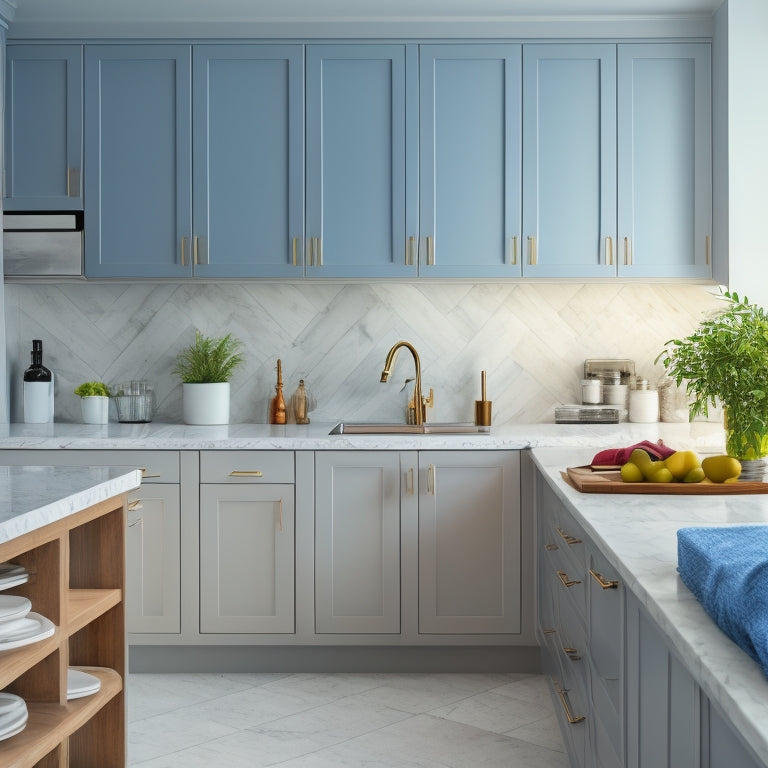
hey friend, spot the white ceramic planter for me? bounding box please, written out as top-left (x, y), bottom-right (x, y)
top-left (80, 396), bottom-right (109, 425)
top-left (183, 382), bottom-right (230, 425)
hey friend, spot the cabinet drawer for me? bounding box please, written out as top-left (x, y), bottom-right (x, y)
top-left (0, 449), bottom-right (179, 483)
top-left (200, 451), bottom-right (294, 484)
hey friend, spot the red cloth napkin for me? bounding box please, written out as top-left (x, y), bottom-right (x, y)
top-left (591, 439), bottom-right (676, 467)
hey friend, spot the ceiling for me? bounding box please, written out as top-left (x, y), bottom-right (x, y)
top-left (11, 0), bottom-right (725, 24)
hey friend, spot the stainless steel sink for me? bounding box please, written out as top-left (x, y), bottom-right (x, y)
top-left (329, 422), bottom-right (490, 435)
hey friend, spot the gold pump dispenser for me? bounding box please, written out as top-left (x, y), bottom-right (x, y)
top-left (474, 370), bottom-right (492, 427)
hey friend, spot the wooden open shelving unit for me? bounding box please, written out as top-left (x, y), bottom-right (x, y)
top-left (0, 493), bottom-right (128, 768)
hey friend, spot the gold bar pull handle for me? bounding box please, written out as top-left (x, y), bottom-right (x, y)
top-left (426, 236), bottom-right (435, 266)
top-left (563, 647), bottom-right (582, 661)
top-left (139, 467), bottom-right (161, 479)
top-left (509, 235), bottom-right (519, 266)
top-left (544, 543), bottom-right (558, 551)
top-left (606, 235), bottom-right (613, 266)
top-left (317, 237), bottom-right (323, 267)
top-left (229, 470), bottom-right (264, 477)
top-left (554, 680), bottom-right (586, 724)
top-left (427, 463), bottom-right (436, 495)
top-left (624, 236), bottom-right (632, 266)
top-left (528, 235), bottom-right (537, 265)
top-left (127, 499), bottom-right (143, 511)
top-left (180, 237), bottom-right (188, 267)
top-left (193, 236), bottom-right (199, 265)
top-left (406, 236), bottom-right (416, 266)
top-left (307, 237), bottom-right (315, 267)
top-left (406, 467), bottom-right (415, 495)
top-left (292, 237), bottom-right (299, 267)
top-left (542, 628), bottom-right (556, 635)
top-left (67, 167), bottom-right (80, 198)
top-left (557, 526), bottom-right (582, 545)
top-left (706, 234), bottom-right (711, 266)
top-left (557, 570), bottom-right (581, 588)
top-left (589, 569), bottom-right (619, 589)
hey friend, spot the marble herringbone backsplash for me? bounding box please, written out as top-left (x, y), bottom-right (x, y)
top-left (4, 281), bottom-right (723, 425)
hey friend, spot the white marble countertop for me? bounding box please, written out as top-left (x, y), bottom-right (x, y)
top-left (0, 465), bottom-right (142, 545)
top-left (530, 446), bottom-right (768, 766)
top-left (0, 420), bottom-right (727, 452)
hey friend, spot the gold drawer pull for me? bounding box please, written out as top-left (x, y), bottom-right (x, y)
top-left (563, 647), bottom-right (582, 661)
top-left (139, 468), bottom-right (161, 478)
top-left (542, 628), bottom-right (556, 635)
top-left (553, 680), bottom-right (586, 724)
top-left (229, 470), bottom-right (263, 477)
top-left (127, 499), bottom-right (143, 511)
top-left (557, 570), bottom-right (581, 588)
top-left (589, 569), bottom-right (619, 589)
top-left (544, 543), bottom-right (558, 551)
top-left (557, 526), bottom-right (582, 545)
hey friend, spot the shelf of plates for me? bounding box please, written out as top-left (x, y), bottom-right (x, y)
top-left (0, 493), bottom-right (127, 768)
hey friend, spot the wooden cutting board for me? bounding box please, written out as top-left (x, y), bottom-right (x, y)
top-left (564, 465), bottom-right (768, 495)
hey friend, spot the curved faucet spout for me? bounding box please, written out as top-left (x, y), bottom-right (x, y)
top-left (380, 341), bottom-right (424, 425)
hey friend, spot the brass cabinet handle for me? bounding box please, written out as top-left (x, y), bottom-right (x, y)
top-left (589, 569), bottom-right (619, 589)
top-left (563, 647), bottom-right (582, 661)
top-left (544, 543), bottom-right (558, 551)
top-left (427, 463), bottom-right (436, 495)
top-left (706, 234), bottom-right (711, 266)
top-left (425, 236), bottom-right (435, 266)
top-left (139, 468), bottom-right (161, 479)
top-left (624, 236), bottom-right (632, 266)
top-left (229, 470), bottom-right (264, 477)
top-left (292, 237), bottom-right (298, 266)
top-left (509, 235), bottom-right (519, 266)
top-left (406, 467), bottom-right (415, 495)
top-left (181, 237), bottom-right (188, 267)
top-left (406, 236), bottom-right (416, 266)
top-left (317, 237), bottom-right (323, 267)
top-left (307, 237), bottom-right (314, 266)
top-left (528, 235), bottom-right (537, 265)
top-left (67, 167), bottom-right (80, 198)
top-left (557, 570), bottom-right (581, 588)
top-left (553, 680), bottom-right (586, 724)
top-left (606, 235), bottom-right (613, 266)
top-left (556, 527), bottom-right (582, 545)
top-left (128, 516), bottom-right (143, 528)
top-left (193, 236), bottom-right (199, 265)
top-left (127, 499), bottom-right (143, 511)
top-left (542, 628), bottom-right (556, 635)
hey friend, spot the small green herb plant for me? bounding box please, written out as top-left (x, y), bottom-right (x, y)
top-left (657, 291), bottom-right (768, 459)
top-left (173, 330), bottom-right (245, 384)
top-left (74, 381), bottom-right (111, 398)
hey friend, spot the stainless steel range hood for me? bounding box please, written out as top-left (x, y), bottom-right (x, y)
top-left (3, 212), bottom-right (84, 277)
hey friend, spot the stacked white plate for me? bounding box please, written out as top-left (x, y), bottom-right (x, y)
top-left (0, 692), bottom-right (28, 741)
top-left (0, 596), bottom-right (54, 651)
top-left (67, 669), bottom-right (101, 700)
top-left (0, 563), bottom-right (29, 591)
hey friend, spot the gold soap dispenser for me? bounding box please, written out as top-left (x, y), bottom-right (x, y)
top-left (290, 378), bottom-right (316, 424)
top-left (475, 370), bottom-right (492, 427)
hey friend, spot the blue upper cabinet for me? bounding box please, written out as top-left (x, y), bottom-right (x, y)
top-left (5, 45), bottom-right (83, 210)
top-left (617, 43), bottom-right (712, 279)
top-left (305, 44), bottom-right (417, 278)
top-left (84, 46), bottom-right (192, 278)
top-left (419, 45), bottom-right (522, 278)
top-left (192, 45), bottom-right (304, 278)
top-left (522, 44), bottom-right (617, 278)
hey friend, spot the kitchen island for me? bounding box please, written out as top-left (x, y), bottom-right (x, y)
top-left (531, 446), bottom-right (768, 768)
top-left (0, 464), bottom-right (140, 767)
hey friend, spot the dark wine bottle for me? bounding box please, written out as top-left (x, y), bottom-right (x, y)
top-left (23, 340), bottom-right (52, 383)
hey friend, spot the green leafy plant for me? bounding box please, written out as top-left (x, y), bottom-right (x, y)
top-left (173, 330), bottom-right (245, 384)
top-left (657, 291), bottom-right (768, 459)
top-left (74, 381), bottom-right (111, 398)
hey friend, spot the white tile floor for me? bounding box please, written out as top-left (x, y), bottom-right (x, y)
top-left (127, 672), bottom-right (571, 767)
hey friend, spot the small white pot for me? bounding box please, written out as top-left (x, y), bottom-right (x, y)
top-left (183, 382), bottom-right (230, 425)
top-left (81, 396), bottom-right (109, 425)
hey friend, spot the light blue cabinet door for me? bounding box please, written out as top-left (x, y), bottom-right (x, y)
top-left (4, 45), bottom-right (83, 210)
top-left (419, 45), bottom-right (522, 278)
top-left (522, 44), bottom-right (616, 277)
top-left (617, 43), bottom-right (712, 278)
top-left (84, 46), bottom-right (192, 278)
top-left (192, 45), bottom-right (304, 278)
top-left (306, 44), bottom-right (417, 278)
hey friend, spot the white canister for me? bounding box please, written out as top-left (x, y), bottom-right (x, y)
top-left (581, 378), bottom-right (602, 404)
top-left (23, 379), bottom-right (54, 423)
top-left (629, 380), bottom-right (659, 423)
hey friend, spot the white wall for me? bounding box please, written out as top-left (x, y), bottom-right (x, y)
top-left (723, 0), bottom-right (768, 306)
top-left (4, 281), bottom-right (723, 425)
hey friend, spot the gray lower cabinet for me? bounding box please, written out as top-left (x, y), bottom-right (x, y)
top-left (199, 451), bottom-right (295, 633)
top-left (418, 451), bottom-right (521, 634)
top-left (536, 464), bottom-right (765, 768)
top-left (126, 484), bottom-right (181, 633)
top-left (314, 451), bottom-right (403, 633)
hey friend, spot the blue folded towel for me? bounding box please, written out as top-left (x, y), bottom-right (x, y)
top-left (678, 525), bottom-right (768, 677)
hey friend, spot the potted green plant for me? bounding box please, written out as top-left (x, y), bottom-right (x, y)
top-left (173, 330), bottom-right (244, 425)
top-left (74, 381), bottom-right (111, 425)
top-left (657, 291), bottom-right (768, 460)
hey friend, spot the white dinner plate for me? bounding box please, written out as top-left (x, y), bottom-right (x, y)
top-left (0, 692), bottom-right (25, 717)
top-left (0, 612), bottom-right (54, 651)
top-left (0, 708), bottom-right (28, 741)
top-left (0, 564), bottom-right (28, 592)
top-left (0, 596), bottom-right (31, 624)
top-left (67, 668), bottom-right (101, 700)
